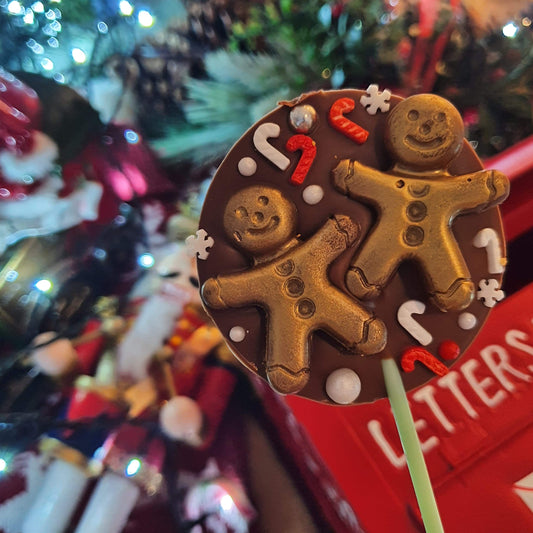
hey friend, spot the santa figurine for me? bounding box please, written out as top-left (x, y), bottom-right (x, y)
top-left (0, 68), bottom-right (103, 255)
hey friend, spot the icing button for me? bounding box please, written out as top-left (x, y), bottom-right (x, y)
top-left (406, 201), bottom-right (427, 222)
top-left (296, 298), bottom-right (316, 319)
top-left (284, 277), bottom-right (305, 297)
top-left (276, 259), bottom-right (295, 277)
top-left (403, 225), bottom-right (424, 246)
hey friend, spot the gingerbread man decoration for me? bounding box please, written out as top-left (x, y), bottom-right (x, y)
top-left (332, 93), bottom-right (510, 312)
top-left (200, 185), bottom-right (386, 394)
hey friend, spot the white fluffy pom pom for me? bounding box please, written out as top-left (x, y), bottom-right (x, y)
top-left (159, 396), bottom-right (204, 446)
top-left (31, 332), bottom-right (78, 376)
top-left (0, 132), bottom-right (58, 182)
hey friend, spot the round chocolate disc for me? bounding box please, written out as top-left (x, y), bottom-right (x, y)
top-left (194, 88), bottom-right (508, 405)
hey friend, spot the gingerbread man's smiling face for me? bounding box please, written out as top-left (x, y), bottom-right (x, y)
top-left (386, 94), bottom-right (464, 171)
top-left (223, 185), bottom-right (297, 256)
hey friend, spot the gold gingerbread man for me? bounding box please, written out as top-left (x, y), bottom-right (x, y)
top-left (201, 185), bottom-right (386, 395)
top-left (332, 93), bottom-right (509, 312)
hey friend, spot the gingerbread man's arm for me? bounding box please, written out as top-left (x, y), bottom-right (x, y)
top-left (201, 267), bottom-right (268, 310)
top-left (446, 170), bottom-right (509, 213)
top-left (300, 214), bottom-right (360, 271)
top-left (332, 159), bottom-right (391, 205)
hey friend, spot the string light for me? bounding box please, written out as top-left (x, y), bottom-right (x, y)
top-left (138, 253), bottom-right (155, 268)
top-left (71, 47), bottom-right (87, 64)
top-left (124, 129), bottom-right (139, 144)
top-left (7, 1), bottom-right (22, 14)
top-left (219, 493), bottom-right (234, 512)
top-left (137, 9), bottom-right (154, 28)
top-left (502, 22), bottom-right (519, 38)
top-left (23, 9), bottom-right (34, 24)
top-left (97, 21), bottom-right (108, 33)
top-left (119, 0), bottom-right (134, 17)
top-left (125, 458), bottom-right (142, 477)
top-left (0, 458), bottom-right (7, 472)
top-left (34, 278), bottom-right (53, 291)
top-left (40, 58), bottom-right (54, 71)
top-left (31, 1), bottom-right (44, 12)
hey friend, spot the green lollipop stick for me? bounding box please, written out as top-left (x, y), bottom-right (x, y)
top-left (381, 356), bottom-right (444, 533)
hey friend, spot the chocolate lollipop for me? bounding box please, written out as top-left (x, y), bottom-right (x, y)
top-left (191, 87), bottom-right (508, 406)
top-left (191, 87), bottom-right (509, 533)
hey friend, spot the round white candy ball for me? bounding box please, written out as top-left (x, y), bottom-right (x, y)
top-left (325, 368), bottom-right (362, 404)
top-left (159, 396), bottom-right (204, 446)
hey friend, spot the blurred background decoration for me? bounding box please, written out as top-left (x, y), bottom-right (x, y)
top-left (0, 1), bottom-right (532, 532)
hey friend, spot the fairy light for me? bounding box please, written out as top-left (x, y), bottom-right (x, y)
top-left (125, 458), bottom-right (142, 477)
top-left (31, 1), bottom-right (44, 12)
top-left (40, 58), bottom-right (54, 71)
top-left (124, 129), bottom-right (139, 144)
top-left (119, 0), bottom-right (134, 16)
top-left (219, 493), bottom-right (234, 512)
top-left (23, 9), bottom-right (34, 24)
top-left (7, 1), bottom-right (22, 14)
top-left (97, 21), bottom-right (108, 33)
top-left (502, 22), bottom-right (519, 38)
top-left (5, 270), bottom-right (18, 282)
top-left (138, 252), bottom-right (155, 268)
top-left (137, 9), bottom-right (154, 27)
top-left (71, 47), bottom-right (87, 64)
top-left (34, 278), bottom-right (53, 291)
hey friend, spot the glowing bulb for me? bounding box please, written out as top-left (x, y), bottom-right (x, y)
top-left (502, 22), bottom-right (519, 38)
top-left (7, 1), bottom-right (22, 14)
top-left (119, 0), bottom-right (134, 16)
top-left (34, 278), bottom-right (53, 291)
top-left (138, 253), bottom-right (155, 268)
top-left (125, 458), bottom-right (141, 477)
top-left (71, 47), bottom-right (87, 64)
top-left (32, 1), bottom-right (44, 12)
top-left (0, 459), bottom-right (6, 472)
top-left (5, 270), bottom-right (18, 282)
top-left (97, 21), bottom-right (108, 33)
top-left (220, 493), bottom-right (234, 512)
top-left (40, 58), bottom-right (54, 71)
top-left (23, 9), bottom-right (34, 24)
top-left (124, 129), bottom-right (139, 143)
top-left (137, 9), bottom-right (154, 27)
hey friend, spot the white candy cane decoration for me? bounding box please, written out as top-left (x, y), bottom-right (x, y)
top-left (473, 228), bottom-right (505, 274)
top-left (253, 123), bottom-right (290, 170)
top-left (397, 300), bottom-right (433, 346)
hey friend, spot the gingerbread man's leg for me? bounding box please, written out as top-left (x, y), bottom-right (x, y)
top-left (345, 230), bottom-right (401, 301)
top-left (418, 238), bottom-right (474, 312)
top-left (320, 290), bottom-right (387, 355)
top-left (265, 310), bottom-right (312, 395)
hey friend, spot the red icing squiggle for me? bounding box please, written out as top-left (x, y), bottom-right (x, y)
top-left (401, 346), bottom-right (449, 376)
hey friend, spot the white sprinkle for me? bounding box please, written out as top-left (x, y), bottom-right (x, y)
top-left (237, 157), bottom-right (257, 176)
top-left (302, 185), bottom-right (324, 205)
top-left (326, 368), bottom-right (361, 404)
top-left (229, 326), bottom-right (246, 342)
top-left (458, 312), bottom-right (477, 330)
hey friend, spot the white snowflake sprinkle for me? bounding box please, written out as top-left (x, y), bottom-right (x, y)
top-left (360, 84), bottom-right (391, 115)
top-left (477, 278), bottom-right (505, 308)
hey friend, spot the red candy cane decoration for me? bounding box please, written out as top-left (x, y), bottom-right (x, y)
top-left (401, 346), bottom-right (449, 376)
top-left (328, 98), bottom-right (369, 144)
top-left (286, 134), bottom-right (317, 185)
